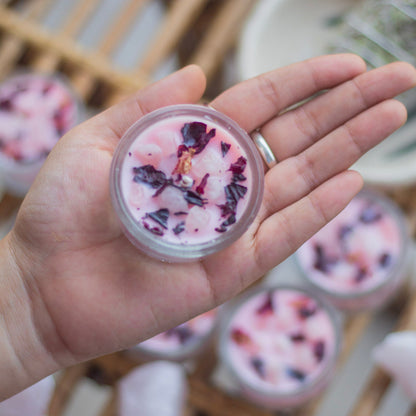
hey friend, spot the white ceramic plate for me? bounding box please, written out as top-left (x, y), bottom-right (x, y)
top-left (237, 0), bottom-right (416, 186)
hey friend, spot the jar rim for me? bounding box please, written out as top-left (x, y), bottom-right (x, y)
top-left (110, 104), bottom-right (264, 262)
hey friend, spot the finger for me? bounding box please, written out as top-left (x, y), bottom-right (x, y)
top-left (260, 61), bottom-right (416, 160)
top-left (90, 65), bottom-right (206, 140)
top-left (210, 54), bottom-right (366, 131)
top-left (254, 170), bottom-right (363, 274)
top-left (260, 99), bottom-right (407, 220)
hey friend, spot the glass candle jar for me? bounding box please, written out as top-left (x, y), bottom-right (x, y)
top-left (128, 309), bottom-right (218, 362)
top-left (110, 104), bottom-right (264, 262)
top-left (0, 72), bottom-right (83, 196)
top-left (295, 188), bottom-right (412, 312)
top-left (218, 285), bottom-right (341, 410)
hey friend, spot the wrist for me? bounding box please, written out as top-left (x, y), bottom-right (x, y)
top-left (0, 233), bottom-right (61, 400)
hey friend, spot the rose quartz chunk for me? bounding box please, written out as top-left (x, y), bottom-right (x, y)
top-left (121, 116), bottom-right (252, 244)
top-left (373, 331), bottom-right (416, 402)
top-left (0, 376), bottom-right (54, 416)
top-left (224, 289), bottom-right (336, 396)
top-left (118, 361), bottom-right (187, 416)
top-left (0, 74), bottom-right (77, 164)
top-left (296, 194), bottom-right (403, 294)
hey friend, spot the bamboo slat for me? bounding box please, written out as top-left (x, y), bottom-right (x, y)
top-left (0, 5), bottom-right (147, 90)
top-left (0, 0), bottom-right (53, 78)
top-left (189, 0), bottom-right (258, 79)
top-left (137, 0), bottom-right (209, 74)
top-left (31, 0), bottom-right (101, 72)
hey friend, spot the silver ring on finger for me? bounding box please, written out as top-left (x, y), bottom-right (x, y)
top-left (251, 130), bottom-right (278, 170)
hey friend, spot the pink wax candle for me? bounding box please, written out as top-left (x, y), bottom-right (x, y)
top-left (0, 72), bottom-right (82, 196)
top-left (110, 105), bottom-right (264, 261)
top-left (295, 189), bottom-right (411, 311)
top-left (129, 309), bottom-right (218, 361)
top-left (219, 286), bottom-right (340, 410)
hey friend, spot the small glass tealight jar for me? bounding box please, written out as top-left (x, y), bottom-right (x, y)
top-left (127, 309), bottom-right (218, 362)
top-left (110, 104), bottom-right (264, 262)
top-left (295, 188), bottom-right (412, 312)
top-left (218, 285), bottom-right (341, 410)
top-left (0, 72), bottom-right (84, 196)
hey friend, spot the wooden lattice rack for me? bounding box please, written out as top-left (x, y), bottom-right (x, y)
top-left (0, 1), bottom-right (416, 415)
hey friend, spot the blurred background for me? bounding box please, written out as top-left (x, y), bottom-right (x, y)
top-left (0, 0), bottom-right (415, 415)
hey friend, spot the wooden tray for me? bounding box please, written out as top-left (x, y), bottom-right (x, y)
top-left (0, 1), bottom-right (416, 415)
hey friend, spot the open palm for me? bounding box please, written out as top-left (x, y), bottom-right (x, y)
top-left (8, 55), bottom-right (416, 374)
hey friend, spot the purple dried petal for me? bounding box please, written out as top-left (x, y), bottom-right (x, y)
top-left (250, 357), bottom-right (266, 379)
top-left (221, 141), bottom-right (231, 157)
top-left (228, 156), bottom-right (247, 174)
top-left (172, 221), bottom-right (185, 235)
top-left (298, 302), bottom-right (318, 319)
top-left (338, 225), bottom-right (353, 240)
top-left (232, 173), bottom-right (247, 182)
top-left (225, 183), bottom-right (247, 205)
top-left (313, 244), bottom-right (337, 273)
top-left (360, 206), bottom-right (383, 224)
top-left (290, 332), bottom-right (306, 343)
top-left (183, 190), bottom-right (207, 207)
top-left (165, 326), bottom-right (193, 344)
top-left (146, 208), bottom-right (169, 229)
top-left (287, 367), bottom-right (306, 382)
top-left (313, 340), bottom-right (325, 362)
top-left (222, 214), bottom-right (236, 227)
top-left (215, 224), bottom-right (227, 233)
top-left (217, 203), bottom-right (235, 218)
top-left (0, 98), bottom-right (13, 111)
top-left (196, 173), bottom-right (210, 195)
top-left (143, 221), bottom-right (164, 236)
top-left (256, 292), bottom-right (274, 314)
top-left (181, 122), bottom-right (216, 154)
top-left (355, 267), bottom-right (368, 283)
top-left (177, 144), bottom-right (189, 158)
top-left (379, 253), bottom-right (392, 268)
top-left (133, 165), bottom-right (167, 189)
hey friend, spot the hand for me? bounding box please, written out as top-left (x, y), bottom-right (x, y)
top-left (2, 54), bottom-right (415, 398)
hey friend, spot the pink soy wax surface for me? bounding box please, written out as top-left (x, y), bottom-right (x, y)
top-left (0, 74), bottom-right (77, 164)
top-left (296, 194), bottom-right (403, 297)
top-left (222, 288), bottom-right (337, 406)
top-left (121, 116), bottom-right (253, 244)
top-left (137, 309), bottom-right (217, 358)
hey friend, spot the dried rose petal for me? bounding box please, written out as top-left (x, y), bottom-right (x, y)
top-left (181, 122), bottom-right (216, 154)
top-left (231, 328), bottom-right (251, 345)
top-left (133, 165), bottom-right (167, 189)
top-left (143, 221), bottom-right (164, 236)
top-left (172, 221), bottom-right (185, 235)
top-left (196, 173), bottom-right (210, 195)
top-left (183, 190), bottom-right (207, 207)
top-left (250, 357), bottom-right (266, 379)
top-left (221, 141), bottom-right (231, 157)
top-left (228, 156), bottom-right (247, 174)
top-left (256, 293), bottom-right (274, 314)
top-left (146, 208), bottom-right (170, 229)
top-left (313, 340), bottom-right (325, 362)
top-left (287, 367), bottom-right (306, 381)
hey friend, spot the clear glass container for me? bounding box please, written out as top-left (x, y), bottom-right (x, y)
top-left (0, 71), bottom-right (84, 197)
top-left (295, 188), bottom-right (412, 312)
top-left (127, 309), bottom-right (219, 362)
top-left (110, 104), bottom-right (264, 262)
top-left (218, 284), bottom-right (342, 410)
